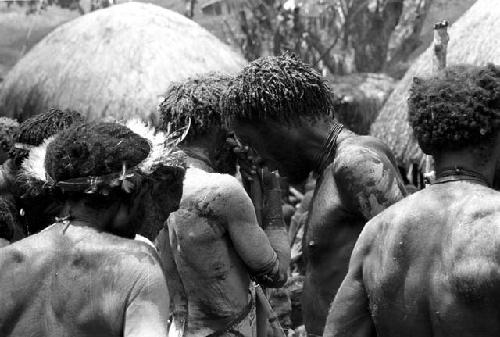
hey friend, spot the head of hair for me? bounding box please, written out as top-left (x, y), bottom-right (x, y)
top-left (0, 117), bottom-right (19, 156)
top-left (158, 72), bottom-right (233, 141)
top-left (409, 64), bottom-right (500, 157)
top-left (158, 73), bottom-right (237, 173)
top-left (45, 122), bottom-right (150, 183)
top-left (45, 122), bottom-right (152, 236)
top-left (10, 108), bottom-right (84, 166)
top-left (17, 108), bottom-right (84, 146)
top-left (221, 53), bottom-right (334, 125)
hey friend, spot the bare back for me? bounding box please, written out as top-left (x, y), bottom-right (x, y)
top-left (364, 182), bottom-right (500, 336)
top-left (167, 172), bottom-right (252, 329)
top-left (158, 167), bottom-right (288, 336)
top-left (0, 223), bottom-right (169, 337)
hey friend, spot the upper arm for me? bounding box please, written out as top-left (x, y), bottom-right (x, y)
top-left (214, 177), bottom-right (288, 285)
top-left (323, 221), bottom-right (378, 337)
top-left (334, 143), bottom-right (407, 220)
top-left (154, 227), bottom-right (187, 316)
top-left (124, 253), bottom-right (170, 337)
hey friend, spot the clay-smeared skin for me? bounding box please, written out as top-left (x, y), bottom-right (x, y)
top-left (302, 135), bottom-right (406, 335)
top-left (324, 181), bottom-right (500, 337)
top-left (0, 223), bottom-right (170, 337)
top-left (157, 168), bottom-right (289, 336)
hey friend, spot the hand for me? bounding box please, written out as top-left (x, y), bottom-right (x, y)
top-left (226, 135), bottom-right (265, 183)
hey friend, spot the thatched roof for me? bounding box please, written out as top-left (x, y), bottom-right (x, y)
top-left (370, 0), bottom-right (500, 167)
top-left (329, 73), bottom-right (396, 135)
top-left (0, 2), bottom-right (246, 123)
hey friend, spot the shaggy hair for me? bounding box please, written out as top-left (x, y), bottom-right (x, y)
top-left (17, 108), bottom-right (84, 146)
top-left (221, 54), bottom-right (334, 125)
top-left (0, 117), bottom-right (19, 155)
top-left (409, 64), bottom-right (500, 156)
top-left (45, 122), bottom-right (151, 182)
top-left (158, 73), bottom-right (237, 174)
top-left (10, 108), bottom-right (84, 166)
top-left (158, 72), bottom-right (233, 141)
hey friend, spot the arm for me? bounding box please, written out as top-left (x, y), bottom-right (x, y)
top-left (334, 143), bottom-right (407, 220)
top-left (214, 176), bottom-right (290, 288)
top-left (323, 222), bottom-right (377, 337)
top-left (124, 253), bottom-right (170, 337)
top-left (154, 226), bottom-right (188, 337)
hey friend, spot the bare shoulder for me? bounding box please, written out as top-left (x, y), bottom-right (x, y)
top-left (181, 167), bottom-right (250, 216)
top-left (104, 236), bottom-right (163, 270)
top-left (334, 135), bottom-right (396, 173)
top-left (450, 188), bottom-right (500, 254)
top-left (329, 134), bottom-right (406, 217)
top-left (446, 189), bottom-right (500, 301)
top-left (332, 135), bottom-right (401, 190)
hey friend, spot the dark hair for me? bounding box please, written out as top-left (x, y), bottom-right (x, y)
top-left (158, 73), bottom-right (237, 174)
top-left (45, 122), bottom-right (150, 182)
top-left (0, 117), bottom-right (19, 155)
top-left (221, 54), bottom-right (334, 125)
top-left (10, 108), bottom-right (84, 166)
top-left (17, 108), bottom-right (84, 146)
top-left (158, 72), bottom-right (233, 141)
top-left (409, 64), bottom-right (500, 156)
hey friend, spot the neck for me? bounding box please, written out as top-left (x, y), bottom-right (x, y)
top-left (310, 119), bottom-right (353, 173)
top-left (434, 152), bottom-right (495, 187)
top-left (58, 201), bottom-right (113, 231)
top-left (183, 146), bottom-right (215, 172)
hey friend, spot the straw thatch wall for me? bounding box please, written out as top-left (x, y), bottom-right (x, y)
top-left (371, 0), bottom-right (500, 168)
top-left (329, 73), bottom-right (395, 135)
top-left (0, 2), bottom-right (246, 122)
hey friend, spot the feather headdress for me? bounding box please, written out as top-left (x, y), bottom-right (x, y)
top-left (16, 119), bottom-right (189, 198)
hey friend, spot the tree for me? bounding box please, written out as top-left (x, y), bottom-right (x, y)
top-left (231, 0), bottom-right (435, 75)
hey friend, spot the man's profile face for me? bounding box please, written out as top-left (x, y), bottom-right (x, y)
top-left (231, 120), bottom-right (311, 184)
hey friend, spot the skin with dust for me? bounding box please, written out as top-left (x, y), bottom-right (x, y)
top-left (156, 167), bottom-right (289, 336)
top-left (0, 223), bottom-right (170, 337)
top-left (231, 118), bottom-right (406, 335)
top-left (324, 181), bottom-right (500, 337)
top-left (301, 134), bottom-right (407, 335)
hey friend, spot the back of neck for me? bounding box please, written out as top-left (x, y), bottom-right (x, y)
top-left (434, 151), bottom-right (494, 187)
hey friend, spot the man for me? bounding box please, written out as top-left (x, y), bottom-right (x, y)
top-left (0, 108), bottom-right (84, 237)
top-left (155, 73), bottom-right (290, 337)
top-left (221, 54), bottom-right (407, 335)
top-left (0, 121), bottom-right (185, 337)
top-left (324, 64), bottom-right (500, 336)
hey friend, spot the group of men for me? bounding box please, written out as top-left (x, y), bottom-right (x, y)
top-left (0, 54), bottom-right (499, 337)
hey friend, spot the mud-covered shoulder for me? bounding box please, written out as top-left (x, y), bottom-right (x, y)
top-left (181, 167), bottom-right (250, 219)
top-left (333, 135), bottom-right (398, 173)
top-left (331, 135), bottom-right (407, 219)
top-left (110, 237), bottom-right (163, 269)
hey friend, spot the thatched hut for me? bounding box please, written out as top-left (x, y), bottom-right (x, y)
top-left (329, 73), bottom-right (396, 135)
top-left (0, 2), bottom-right (246, 122)
top-left (370, 0), bottom-right (500, 168)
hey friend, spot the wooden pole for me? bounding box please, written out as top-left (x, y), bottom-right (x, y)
top-left (432, 20), bottom-right (449, 72)
top-left (424, 20), bottom-right (449, 185)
